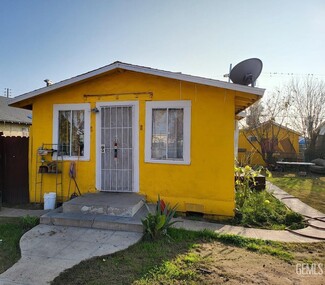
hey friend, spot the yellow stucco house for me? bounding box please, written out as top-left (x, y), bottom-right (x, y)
top-left (238, 121), bottom-right (300, 166)
top-left (11, 62), bottom-right (264, 217)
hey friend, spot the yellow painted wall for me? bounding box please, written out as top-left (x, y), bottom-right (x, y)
top-left (238, 123), bottom-right (300, 166)
top-left (26, 70), bottom-right (242, 217)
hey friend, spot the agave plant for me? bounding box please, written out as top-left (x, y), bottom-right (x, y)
top-left (142, 195), bottom-right (178, 239)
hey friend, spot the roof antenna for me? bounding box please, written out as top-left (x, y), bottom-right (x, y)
top-left (223, 64), bottom-right (233, 82)
top-left (4, 88), bottom-right (11, 98)
top-left (44, 79), bottom-right (53, 86)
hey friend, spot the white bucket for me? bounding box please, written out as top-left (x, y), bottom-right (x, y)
top-left (44, 192), bottom-right (56, 210)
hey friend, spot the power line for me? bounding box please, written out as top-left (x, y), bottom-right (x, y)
top-left (215, 72), bottom-right (325, 81)
top-left (261, 72), bottom-right (325, 77)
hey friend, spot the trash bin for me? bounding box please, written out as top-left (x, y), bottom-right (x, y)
top-left (44, 192), bottom-right (56, 210)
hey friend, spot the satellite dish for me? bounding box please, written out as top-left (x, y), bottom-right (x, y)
top-left (229, 58), bottom-right (263, 87)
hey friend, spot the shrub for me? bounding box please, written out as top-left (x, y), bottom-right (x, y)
top-left (234, 164), bottom-right (270, 211)
top-left (234, 165), bottom-right (255, 209)
top-left (142, 195), bottom-right (178, 240)
top-left (284, 212), bottom-right (303, 225)
top-left (284, 212), bottom-right (305, 229)
top-left (234, 164), bottom-right (305, 229)
top-left (240, 191), bottom-right (284, 227)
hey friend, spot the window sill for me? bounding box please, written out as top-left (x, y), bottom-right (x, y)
top-left (145, 158), bottom-right (190, 165)
top-left (53, 155), bottom-right (90, 161)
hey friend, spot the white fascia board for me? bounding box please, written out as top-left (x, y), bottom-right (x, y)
top-left (121, 63), bottom-right (265, 96)
top-left (10, 63), bottom-right (120, 104)
top-left (10, 62), bottom-right (265, 105)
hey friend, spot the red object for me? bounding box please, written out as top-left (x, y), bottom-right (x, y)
top-left (160, 199), bottom-right (166, 213)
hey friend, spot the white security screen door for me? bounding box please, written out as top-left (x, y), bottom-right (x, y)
top-left (100, 105), bottom-right (134, 192)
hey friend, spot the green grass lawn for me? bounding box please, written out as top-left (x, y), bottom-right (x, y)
top-left (0, 217), bottom-right (25, 273)
top-left (52, 228), bottom-right (325, 285)
top-left (0, 216), bottom-right (39, 274)
top-left (268, 173), bottom-right (325, 213)
top-left (1, 215), bottom-right (324, 284)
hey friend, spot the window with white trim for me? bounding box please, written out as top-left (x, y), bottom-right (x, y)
top-left (53, 104), bottom-right (90, 160)
top-left (145, 101), bottom-right (191, 164)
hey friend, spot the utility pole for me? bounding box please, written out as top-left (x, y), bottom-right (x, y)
top-left (4, 88), bottom-right (11, 98)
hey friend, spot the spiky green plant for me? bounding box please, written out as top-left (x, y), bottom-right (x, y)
top-left (142, 195), bottom-right (178, 239)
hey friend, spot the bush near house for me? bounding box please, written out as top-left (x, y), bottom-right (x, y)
top-left (234, 165), bottom-right (305, 230)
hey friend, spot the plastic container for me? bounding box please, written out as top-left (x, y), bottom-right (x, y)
top-left (44, 192), bottom-right (56, 210)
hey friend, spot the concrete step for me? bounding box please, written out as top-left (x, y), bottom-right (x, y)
top-left (40, 205), bottom-right (148, 233)
top-left (63, 192), bottom-right (145, 217)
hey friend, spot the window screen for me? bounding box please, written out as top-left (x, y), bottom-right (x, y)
top-left (151, 108), bottom-right (184, 160)
top-left (58, 110), bottom-right (85, 156)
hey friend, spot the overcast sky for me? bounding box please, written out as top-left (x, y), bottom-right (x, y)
top-left (1, 0), bottom-right (324, 97)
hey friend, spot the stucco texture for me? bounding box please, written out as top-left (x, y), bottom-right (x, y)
top-left (23, 70), bottom-right (252, 217)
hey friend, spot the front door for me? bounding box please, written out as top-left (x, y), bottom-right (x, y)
top-left (98, 103), bottom-right (137, 192)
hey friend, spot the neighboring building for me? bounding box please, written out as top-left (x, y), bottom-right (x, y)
top-left (0, 96), bottom-right (32, 137)
top-left (10, 61), bottom-right (264, 217)
top-left (0, 96), bottom-right (31, 205)
top-left (238, 120), bottom-right (300, 166)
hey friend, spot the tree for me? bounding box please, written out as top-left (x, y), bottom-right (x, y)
top-left (239, 76), bottom-right (325, 164)
top-left (239, 91), bottom-right (295, 166)
top-left (246, 101), bottom-right (263, 128)
top-left (285, 76), bottom-right (325, 160)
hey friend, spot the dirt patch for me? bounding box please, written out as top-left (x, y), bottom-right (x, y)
top-left (52, 229), bottom-right (325, 285)
top-left (195, 241), bottom-right (324, 285)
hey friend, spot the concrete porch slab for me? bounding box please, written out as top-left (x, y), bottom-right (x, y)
top-left (41, 204), bottom-right (148, 233)
top-left (63, 192), bottom-right (145, 217)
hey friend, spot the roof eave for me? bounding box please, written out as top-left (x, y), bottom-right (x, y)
top-left (10, 62), bottom-right (265, 106)
top-left (119, 63), bottom-right (265, 96)
top-left (0, 119), bottom-right (31, 125)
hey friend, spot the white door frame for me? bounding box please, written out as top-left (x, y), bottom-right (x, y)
top-left (96, 101), bottom-right (139, 192)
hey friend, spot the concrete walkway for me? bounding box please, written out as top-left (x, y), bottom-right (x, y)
top-left (0, 181), bottom-right (324, 284)
top-left (266, 181), bottom-right (325, 240)
top-left (173, 218), bottom-right (324, 242)
top-left (266, 181), bottom-right (324, 219)
top-left (0, 225), bottom-right (142, 285)
top-left (0, 207), bottom-right (47, 218)
top-left (173, 182), bottom-right (325, 242)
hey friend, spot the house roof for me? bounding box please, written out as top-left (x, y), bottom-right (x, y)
top-left (240, 120), bottom-right (301, 136)
top-left (10, 61), bottom-right (265, 113)
top-left (0, 96), bottom-right (32, 125)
